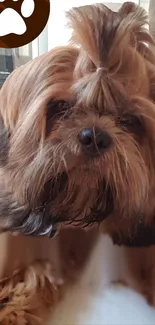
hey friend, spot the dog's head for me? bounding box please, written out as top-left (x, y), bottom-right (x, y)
top-left (0, 2), bottom-right (155, 242)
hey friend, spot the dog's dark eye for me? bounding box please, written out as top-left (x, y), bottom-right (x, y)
top-left (46, 100), bottom-right (70, 136)
top-left (46, 100), bottom-right (70, 121)
top-left (119, 114), bottom-right (144, 135)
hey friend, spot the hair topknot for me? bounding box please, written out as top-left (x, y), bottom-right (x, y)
top-left (67, 2), bottom-right (153, 74)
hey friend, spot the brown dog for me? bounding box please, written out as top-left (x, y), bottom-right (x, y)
top-left (0, 2), bottom-right (155, 244)
top-left (0, 1), bottom-right (155, 321)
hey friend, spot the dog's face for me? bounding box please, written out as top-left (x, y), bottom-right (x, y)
top-left (0, 2), bottom-right (155, 241)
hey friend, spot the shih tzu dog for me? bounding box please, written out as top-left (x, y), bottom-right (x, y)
top-left (0, 1), bottom-right (155, 248)
top-left (0, 1), bottom-right (155, 322)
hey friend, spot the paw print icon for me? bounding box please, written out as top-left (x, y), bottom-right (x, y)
top-left (0, 0), bottom-right (50, 48)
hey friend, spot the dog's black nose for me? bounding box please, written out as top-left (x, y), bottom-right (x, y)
top-left (78, 128), bottom-right (111, 154)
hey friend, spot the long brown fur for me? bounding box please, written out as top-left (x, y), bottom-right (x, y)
top-left (0, 2), bottom-right (155, 242)
top-left (0, 0), bottom-right (155, 318)
top-left (0, 261), bottom-right (62, 325)
top-left (0, 228), bottom-right (97, 324)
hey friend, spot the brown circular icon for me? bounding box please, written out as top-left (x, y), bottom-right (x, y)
top-left (0, 0), bottom-right (50, 48)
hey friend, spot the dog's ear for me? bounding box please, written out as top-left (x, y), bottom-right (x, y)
top-left (118, 1), bottom-right (144, 18)
top-left (119, 2), bottom-right (155, 70)
top-left (118, 2), bottom-right (154, 45)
